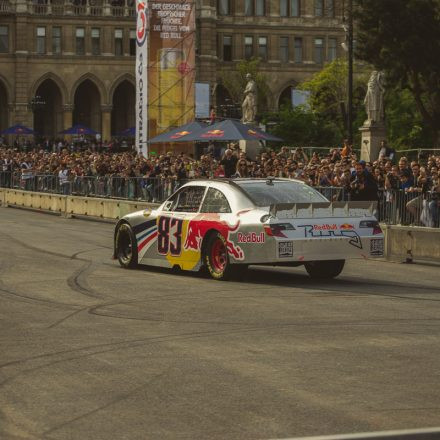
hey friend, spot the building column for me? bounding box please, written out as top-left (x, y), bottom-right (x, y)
top-left (101, 104), bottom-right (112, 142)
top-left (62, 104), bottom-right (73, 141)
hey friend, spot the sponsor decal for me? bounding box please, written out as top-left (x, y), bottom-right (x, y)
top-left (247, 129), bottom-right (264, 139)
top-left (278, 241), bottom-right (294, 258)
top-left (340, 223), bottom-right (354, 230)
top-left (298, 224), bottom-right (363, 249)
top-left (200, 130), bottom-right (224, 138)
top-left (237, 232), bottom-right (265, 244)
top-left (184, 213), bottom-right (244, 260)
top-left (135, 219), bottom-right (158, 255)
top-left (313, 224), bottom-right (337, 231)
top-left (170, 130), bottom-right (190, 139)
top-left (178, 61), bottom-right (191, 75)
top-left (136, 0), bottom-right (148, 46)
top-left (370, 238), bottom-right (384, 256)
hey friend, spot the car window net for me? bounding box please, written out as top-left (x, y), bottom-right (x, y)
top-left (238, 181), bottom-right (328, 206)
top-left (200, 188), bottom-right (231, 213)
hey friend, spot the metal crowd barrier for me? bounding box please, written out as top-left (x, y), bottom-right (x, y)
top-left (0, 172), bottom-right (438, 228)
top-left (0, 172), bottom-right (184, 203)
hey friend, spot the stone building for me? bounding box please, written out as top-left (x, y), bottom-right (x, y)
top-left (0, 0), bottom-right (344, 141)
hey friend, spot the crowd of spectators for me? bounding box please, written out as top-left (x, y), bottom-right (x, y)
top-left (1, 139), bottom-right (439, 226)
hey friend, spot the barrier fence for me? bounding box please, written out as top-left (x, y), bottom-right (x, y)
top-left (0, 172), bottom-right (438, 228)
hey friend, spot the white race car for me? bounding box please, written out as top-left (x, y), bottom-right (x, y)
top-left (114, 178), bottom-right (384, 280)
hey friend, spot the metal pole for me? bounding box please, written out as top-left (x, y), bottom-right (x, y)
top-left (347, 0), bottom-right (354, 144)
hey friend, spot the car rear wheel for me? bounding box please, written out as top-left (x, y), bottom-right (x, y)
top-left (304, 260), bottom-right (345, 279)
top-left (203, 232), bottom-right (233, 280)
top-left (116, 223), bottom-right (138, 269)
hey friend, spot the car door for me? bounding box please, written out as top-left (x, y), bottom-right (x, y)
top-left (154, 185), bottom-right (207, 270)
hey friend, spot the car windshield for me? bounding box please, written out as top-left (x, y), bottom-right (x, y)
top-left (236, 180), bottom-right (329, 206)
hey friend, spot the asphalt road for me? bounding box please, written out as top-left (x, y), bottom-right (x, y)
top-left (1, 207), bottom-right (440, 440)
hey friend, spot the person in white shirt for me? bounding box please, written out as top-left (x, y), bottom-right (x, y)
top-left (58, 164), bottom-right (70, 195)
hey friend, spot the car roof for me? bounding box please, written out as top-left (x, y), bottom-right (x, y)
top-left (182, 177), bottom-right (305, 188)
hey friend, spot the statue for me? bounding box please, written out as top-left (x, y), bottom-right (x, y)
top-left (364, 70), bottom-right (385, 124)
top-left (242, 73), bottom-right (257, 124)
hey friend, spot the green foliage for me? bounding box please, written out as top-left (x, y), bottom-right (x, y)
top-left (299, 58), bottom-right (369, 143)
top-left (263, 106), bottom-right (341, 149)
top-left (385, 87), bottom-right (434, 149)
top-left (219, 58), bottom-right (270, 114)
top-left (355, 0), bottom-right (440, 145)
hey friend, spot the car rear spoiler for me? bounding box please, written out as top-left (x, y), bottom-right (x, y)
top-left (269, 201), bottom-right (377, 219)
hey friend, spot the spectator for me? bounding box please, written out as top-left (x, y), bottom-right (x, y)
top-left (350, 162), bottom-right (378, 201)
top-left (220, 148), bottom-right (238, 178)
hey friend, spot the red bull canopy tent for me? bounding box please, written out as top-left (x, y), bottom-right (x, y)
top-left (180, 119), bottom-right (283, 142)
top-left (147, 121), bottom-right (207, 143)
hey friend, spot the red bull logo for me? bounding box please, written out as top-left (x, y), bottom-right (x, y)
top-left (313, 224), bottom-right (337, 231)
top-left (237, 232), bottom-right (265, 244)
top-left (340, 223), bottom-right (354, 230)
top-left (184, 214), bottom-right (244, 260)
top-left (170, 130), bottom-right (190, 139)
top-left (201, 130), bottom-right (224, 138)
top-left (247, 129), bottom-right (264, 138)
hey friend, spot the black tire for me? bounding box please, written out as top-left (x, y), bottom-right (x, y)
top-left (203, 232), bottom-right (234, 280)
top-left (304, 260), bottom-right (345, 279)
top-left (115, 223), bottom-right (138, 269)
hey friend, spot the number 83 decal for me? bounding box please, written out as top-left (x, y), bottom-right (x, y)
top-left (157, 216), bottom-right (183, 256)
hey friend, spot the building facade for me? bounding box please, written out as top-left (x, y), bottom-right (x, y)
top-left (0, 0), bottom-right (344, 141)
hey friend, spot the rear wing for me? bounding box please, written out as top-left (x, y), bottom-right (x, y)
top-left (269, 201), bottom-right (377, 219)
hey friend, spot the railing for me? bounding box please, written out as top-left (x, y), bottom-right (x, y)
top-left (25, 0), bottom-right (134, 16)
top-left (1, 172), bottom-right (439, 228)
top-left (1, 172), bottom-right (183, 203)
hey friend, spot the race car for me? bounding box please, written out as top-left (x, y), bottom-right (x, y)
top-left (114, 178), bottom-right (384, 280)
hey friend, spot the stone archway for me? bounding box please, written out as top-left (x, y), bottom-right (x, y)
top-left (33, 79), bottom-right (63, 139)
top-left (215, 84), bottom-right (239, 119)
top-left (111, 80), bottom-right (135, 135)
top-left (73, 79), bottom-right (102, 132)
top-left (278, 86), bottom-right (294, 109)
top-left (0, 80), bottom-right (8, 132)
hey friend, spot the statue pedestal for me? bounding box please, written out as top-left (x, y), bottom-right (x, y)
top-left (239, 140), bottom-right (261, 161)
top-left (359, 122), bottom-right (387, 162)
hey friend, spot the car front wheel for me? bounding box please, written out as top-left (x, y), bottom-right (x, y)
top-left (304, 260), bottom-right (345, 279)
top-left (116, 223), bottom-right (138, 269)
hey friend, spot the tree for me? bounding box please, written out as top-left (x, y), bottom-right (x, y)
top-left (263, 106), bottom-right (341, 149)
top-left (218, 58), bottom-right (270, 118)
top-left (298, 58), bottom-right (369, 144)
top-left (384, 87), bottom-right (434, 150)
top-left (355, 0), bottom-right (440, 146)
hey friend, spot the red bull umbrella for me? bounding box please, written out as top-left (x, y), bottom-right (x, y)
top-left (180, 119), bottom-right (283, 142)
top-left (147, 121), bottom-right (208, 143)
top-left (59, 124), bottom-right (97, 135)
top-left (0, 124), bottom-right (35, 135)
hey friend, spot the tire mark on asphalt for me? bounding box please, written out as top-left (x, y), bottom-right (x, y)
top-left (40, 370), bottom-right (170, 438)
top-left (0, 232), bottom-right (84, 261)
top-left (1, 317), bottom-right (439, 390)
top-left (70, 247), bottom-right (111, 260)
top-left (66, 261), bottom-right (103, 299)
top-left (47, 307), bottom-right (89, 329)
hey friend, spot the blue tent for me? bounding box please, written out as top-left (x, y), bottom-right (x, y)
top-left (0, 124), bottom-right (35, 135)
top-left (115, 127), bottom-right (135, 137)
top-left (60, 124), bottom-right (97, 135)
top-left (148, 121), bottom-right (207, 143)
top-left (180, 119), bottom-right (283, 142)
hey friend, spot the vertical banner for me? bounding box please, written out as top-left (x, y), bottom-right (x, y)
top-left (148, 1), bottom-right (196, 146)
top-left (135, 0), bottom-right (149, 156)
